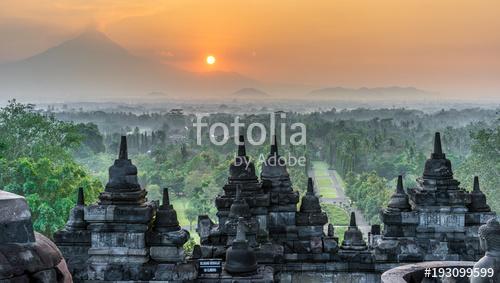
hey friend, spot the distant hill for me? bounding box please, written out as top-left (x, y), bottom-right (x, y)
top-left (0, 29), bottom-right (439, 102)
top-left (232, 88), bottom-right (269, 97)
top-left (309, 87), bottom-right (433, 99)
top-left (0, 29), bottom-right (260, 101)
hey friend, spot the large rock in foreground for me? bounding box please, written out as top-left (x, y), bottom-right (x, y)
top-left (0, 190), bottom-right (72, 282)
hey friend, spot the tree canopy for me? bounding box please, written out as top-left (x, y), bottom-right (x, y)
top-left (0, 100), bottom-right (102, 236)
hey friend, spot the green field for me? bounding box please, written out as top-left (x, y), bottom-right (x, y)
top-left (321, 203), bottom-right (350, 226)
top-left (312, 161), bottom-right (337, 198)
top-left (312, 162), bottom-right (349, 242)
top-left (318, 183), bottom-right (337, 198)
top-left (316, 177), bottom-right (333, 187)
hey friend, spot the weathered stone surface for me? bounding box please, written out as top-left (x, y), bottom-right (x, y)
top-left (0, 190), bottom-right (69, 281)
top-left (198, 266), bottom-right (273, 282)
top-left (268, 211), bottom-right (295, 234)
top-left (323, 238), bottom-right (339, 254)
top-left (154, 188), bottom-right (181, 232)
top-left (386, 176), bottom-right (411, 211)
top-left (299, 178), bottom-right (322, 213)
top-left (87, 262), bottom-right (158, 281)
top-left (153, 262), bottom-right (197, 281)
top-left (150, 246), bottom-right (185, 262)
top-left (84, 204), bottom-right (154, 223)
top-left (0, 199), bottom-right (72, 282)
top-left (225, 217), bottom-right (258, 275)
top-left (147, 229), bottom-right (190, 246)
top-left (83, 139), bottom-right (155, 270)
top-left (0, 191), bottom-right (35, 244)
top-left (295, 178), bottom-right (328, 246)
top-left (296, 226), bottom-right (324, 238)
top-left (468, 176), bottom-right (491, 213)
top-left (341, 212), bottom-right (367, 250)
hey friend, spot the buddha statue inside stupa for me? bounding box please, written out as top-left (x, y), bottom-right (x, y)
top-left (471, 218), bottom-right (500, 283)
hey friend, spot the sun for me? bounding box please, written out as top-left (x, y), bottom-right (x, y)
top-left (206, 55), bottom-right (216, 65)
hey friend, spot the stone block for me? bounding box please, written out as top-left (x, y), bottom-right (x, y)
top-left (153, 263), bottom-right (197, 281)
top-left (296, 212), bottom-right (328, 226)
top-left (293, 240), bottom-right (311, 253)
top-left (0, 191), bottom-right (35, 244)
top-left (284, 253), bottom-right (298, 261)
top-left (401, 211), bottom-right (419, 223)
top-left (269, 204), bottom-right (297, 212)
top-left (87, 262), bottom-right (159, 281)
top-left (150, 246), bottom-right (184, 262)
top-left (323, 238), bottom-right (339, 253)
top-left (256, 243), bottom-right (284, 263)
top-left (57, 245), bottom-right (90, 266)
top-left (296, 225), bottom-right (324, 238)
top-left (269, 191), bottom-right (279, 204)
top-left (91, 231), bottom-right (146, 249)
top-left (31, 268), bottom-right (58, 282)
top-left (310, 236), bottom-right (323, 253)
top-left (296, 253), bottom-right (311, 261)
top-left (311, 253), bottom-right (331, 262)
top-left (268, 212), bottom-right (295, 233)
top-left (147, 229), bottom-right (189, 246)
top-left (278, 192), bottom-right (299, 205)
top-left (418, 211), bottom-right (465, 230)
top-left (84, 204), bottom-right (154, 224)
top-left (380, 212), bottom-right (402, 224)
top-left (200, 245), bottom-right (214, 258)
top-left (212, 245), bottom-right (227, 258)
top-left (54, 229), bottom-right (90, 244)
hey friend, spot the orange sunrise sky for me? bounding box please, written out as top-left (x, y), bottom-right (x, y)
top-left (1, 0), bottom-right (499, 97)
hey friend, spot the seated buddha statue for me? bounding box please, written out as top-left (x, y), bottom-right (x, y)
top-left (471, 218), bottom-right (500, 283)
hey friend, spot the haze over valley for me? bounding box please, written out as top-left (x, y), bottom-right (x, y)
top-left (0, 29), bottom-right (497, 108)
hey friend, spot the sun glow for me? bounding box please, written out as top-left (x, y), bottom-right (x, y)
top-left (206, 55), bottom-right (216, 65)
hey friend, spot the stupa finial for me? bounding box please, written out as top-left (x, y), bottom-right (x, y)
top-left (237, 135), bottom-right (246, 156)
top-left (473, 176), bottom-right (481, 192)
top-left (270, 135), bottom-right (278, 155)
top-left (307, 177), bottom-right (314, 194)
top-left (433, 132), bottom-right (443, 155)
top-left (396, 175), bottom-right (404, 194)
top-left (77, 187), bottom-right (84, 206)
top-left (162, 187), bottom-right (170, 206)
top-left (349, 212), bottom-right (357, 227)
top-left (119, 136), bottom-right (128, 160)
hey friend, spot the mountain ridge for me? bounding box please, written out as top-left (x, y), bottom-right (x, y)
top-left (232, 87), bottom-right (269, 97)
top-left (0, 29), bottom-right (259, 100)
top-left (0, 29), bottom-right (436, 102)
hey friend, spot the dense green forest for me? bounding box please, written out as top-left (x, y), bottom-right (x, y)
top-left (1, 100), bottom-right (498, 237)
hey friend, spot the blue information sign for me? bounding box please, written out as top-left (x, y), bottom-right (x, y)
top-left (198, 259), bottom-right (222, 274)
